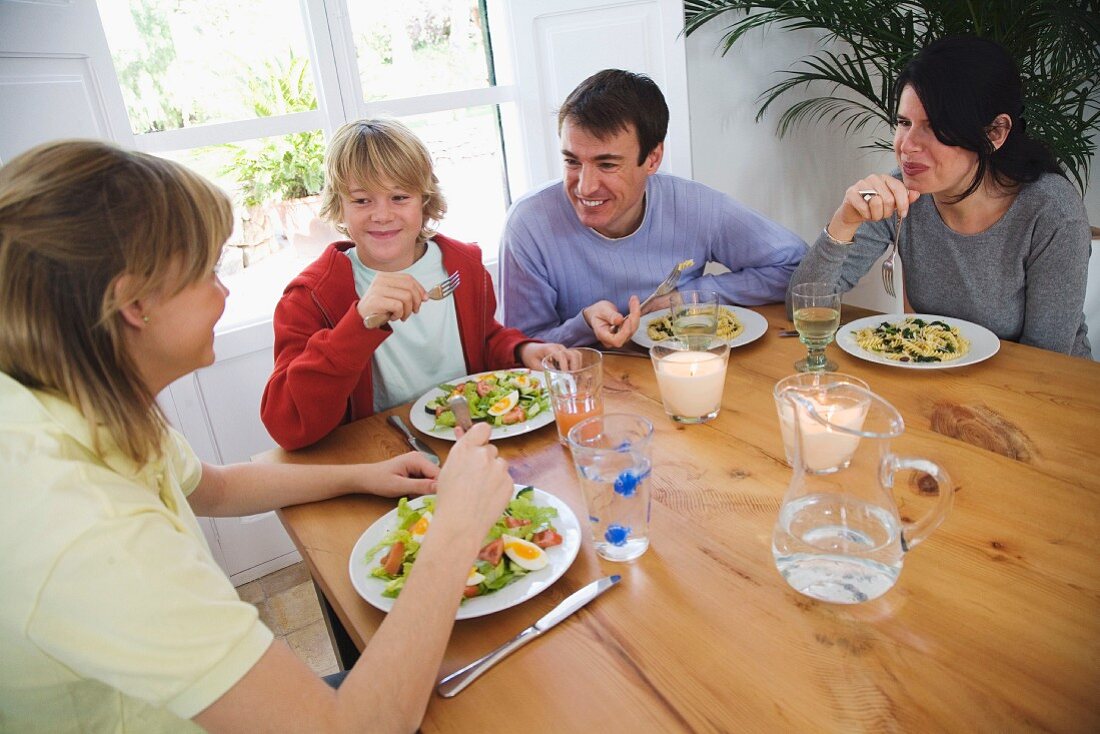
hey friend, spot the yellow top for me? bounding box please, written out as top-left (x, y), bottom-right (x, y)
top-left (0, 372), bottom-right (273, 732)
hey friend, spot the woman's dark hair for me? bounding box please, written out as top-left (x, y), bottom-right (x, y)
top-left (557, 69), bottom-right (669, 165)
top-left (895, 35), bottom-right (1063, 201)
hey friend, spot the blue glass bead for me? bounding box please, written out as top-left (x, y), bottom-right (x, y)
top-left (604, 524), bottom-right (630, 546)
top-left (613, 471), bottom-right (638, 497)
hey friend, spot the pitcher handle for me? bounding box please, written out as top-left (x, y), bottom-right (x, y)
top-left (881, 456), bottom-right (954, 552)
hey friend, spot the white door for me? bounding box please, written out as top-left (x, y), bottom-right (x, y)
top-left (0, 0), bottom-right (132, 163)
top-left (491, 0), bottom-right (692, 191)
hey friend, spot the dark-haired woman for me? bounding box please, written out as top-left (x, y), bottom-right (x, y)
top-left (788, 35), bottom-right (1092, 357)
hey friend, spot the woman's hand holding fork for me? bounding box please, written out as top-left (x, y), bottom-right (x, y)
top-left (828, 173), bottom-right (920, 244)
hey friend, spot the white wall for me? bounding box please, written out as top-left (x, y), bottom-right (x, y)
top-left (682, 20), bottom-right (1100, 313)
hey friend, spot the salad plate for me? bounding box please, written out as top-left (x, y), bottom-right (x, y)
top-left (409, 368), bottom-right (555, 441)
top-left (348, 486), bottom-right (582, 620)
top-left (631, 306), bottom-right (769, 350)
top-left (837, 313), bottom-right (1000, 369)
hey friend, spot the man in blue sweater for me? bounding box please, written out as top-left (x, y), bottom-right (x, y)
top-left (499, 69), bottom-right (806, 348)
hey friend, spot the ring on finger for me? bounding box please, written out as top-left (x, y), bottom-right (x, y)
top-left (858, 189), bottom-right (878, 202)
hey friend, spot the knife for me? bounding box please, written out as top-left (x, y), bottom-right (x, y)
top-left (436, 574), bottom-right (622, 698)
top-left (386, 415), bottom-right (440, 465)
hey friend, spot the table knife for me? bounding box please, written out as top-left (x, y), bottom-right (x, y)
top-left (386, 415), bottom-right (440, 465)
top-left (436, 574), bottom-right (622, 698)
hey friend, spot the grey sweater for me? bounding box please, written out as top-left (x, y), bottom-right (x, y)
top-left (788, 173), bottom-right (1092, 358)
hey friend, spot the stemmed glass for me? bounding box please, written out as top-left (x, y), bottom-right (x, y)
top-left (791, 282), bottom-right (841, 372)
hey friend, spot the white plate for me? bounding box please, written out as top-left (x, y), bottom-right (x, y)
top-left (837, 313), bottom-right (1000, 369)
top-left (409, 368), bottom-right (555, 441)
top-left (348, 486), bottom-right (582, 620)
top-left (631, 306), bottom-right (769, 350)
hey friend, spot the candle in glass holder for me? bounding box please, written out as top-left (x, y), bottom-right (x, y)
top-left (781, 393), bottom-right (869, 473)
top-left (652, 348), bottom-right (728, 423)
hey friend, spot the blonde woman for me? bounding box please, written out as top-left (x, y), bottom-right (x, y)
top-left (262, 118), bottom-right (565, 450)
top-left (0, 140), bottom-right (514, 733)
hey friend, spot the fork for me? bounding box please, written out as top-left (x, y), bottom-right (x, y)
top-left (610, 260), bottom-right (691, 334)
top-left (363, 271), bottom-right (460, 329)
top-left (881, 213), bottom-right (901, 298)
top-left (447, 394), bottom-right (474, 432)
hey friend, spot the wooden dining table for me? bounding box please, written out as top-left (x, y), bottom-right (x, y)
top-left (254, 303), bottom-right (1100, 732)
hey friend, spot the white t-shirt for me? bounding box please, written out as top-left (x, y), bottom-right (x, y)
top-left (346, 240), bottom-right (466, 411)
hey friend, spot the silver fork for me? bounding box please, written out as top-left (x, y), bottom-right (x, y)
top-left (363, 271), bottom-right (460, 329)
top-left (447, 394), bottom-right (474, 432)
top-left (610, 260), bottom-right (689, 334)
top-left (882, 213), bottom-right (901, 298)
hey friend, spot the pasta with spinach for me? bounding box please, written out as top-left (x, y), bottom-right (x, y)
top-left (853, 317), bottom-right (970, 363)
top-left (647, 307), bottom-right (744, 342)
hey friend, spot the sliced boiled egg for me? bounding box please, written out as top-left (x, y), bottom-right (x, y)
top-left (487, 390), bottom-right (520, 417)
top-left (409, 511), bottom-right (432, 542)
top-left (503, 535), bottom-right (549, 571)
top-left (512, 373), bottom-right (533, 391)
top-left (466, 567), bottom-right (485, 586)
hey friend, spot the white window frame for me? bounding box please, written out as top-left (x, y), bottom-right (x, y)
top-left (126, 0), bottom-right (522, 198)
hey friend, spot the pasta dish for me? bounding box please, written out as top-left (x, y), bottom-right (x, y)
top-left (852, 317), bottom-right (970, 363)
top-left (647, 307), bottom-right (744, 342)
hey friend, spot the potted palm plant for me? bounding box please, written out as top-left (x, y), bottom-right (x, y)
top-left (682, 0), bottom-right (1100, 192)
top-left (222, 52), bottom-right (327, 263)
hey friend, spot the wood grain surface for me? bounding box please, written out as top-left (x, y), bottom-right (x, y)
top-left (257, 304), bottom-right (1100, 733)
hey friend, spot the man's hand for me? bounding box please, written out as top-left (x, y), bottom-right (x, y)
top-left (643, 293), bottom-right (674, 314)
top-left (583, 296), bottom-right (641, 347)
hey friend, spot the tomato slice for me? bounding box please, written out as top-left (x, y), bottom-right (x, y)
top-left (381, 541), bottom-right (405, 576)
top-left (501, 406), bottom-right (526, 425)
top-left (532, 529), bottom-right (563, 548)
top-left (477, 537), bottom-right (504, 565)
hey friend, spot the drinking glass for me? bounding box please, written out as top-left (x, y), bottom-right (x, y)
top-left (670, 289), bottom-right (720, 347)
top-left (567, 413), bottom-right (654, 562)
top-left (791, 282), bottom-right (841, 372)
top-left (541, 348), bottom-right (604, 444)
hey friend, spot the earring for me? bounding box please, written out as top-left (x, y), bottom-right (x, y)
top-left (142, 315), bottom-right (150, 324)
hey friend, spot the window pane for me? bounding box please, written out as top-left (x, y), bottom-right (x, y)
top-left (347, 0), bottom-right (491, 101)
top-left (158, 128), bottom-right (335, 259)
top-left (403, 105), bottom-right (508, 261)
top-left (96, 0), bottom-right (314, 133)
top-left (158, 134), bottom-right (342, 327)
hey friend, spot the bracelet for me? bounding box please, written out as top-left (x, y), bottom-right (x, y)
top-left (822, 225), bottom-right (854, 246)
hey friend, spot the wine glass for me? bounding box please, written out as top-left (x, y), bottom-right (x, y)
top-left (791, 282), bottom-right (841, 372)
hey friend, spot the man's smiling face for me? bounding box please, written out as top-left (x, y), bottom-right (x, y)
top-left (560, 118), bottom-right (662, 239)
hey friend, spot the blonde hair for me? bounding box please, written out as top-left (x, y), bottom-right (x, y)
top-left (319, 118), bottom-right (446, 245)
top-left (0, 140), bottom-right (233, 463)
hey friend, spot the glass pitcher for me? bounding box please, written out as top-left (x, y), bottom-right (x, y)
top-left (772, 383), bottom-right (953, 604)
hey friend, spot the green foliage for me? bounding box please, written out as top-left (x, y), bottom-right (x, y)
top-left (113, 0), bottom-right (205, 133)
top-left (220, 53), bottom-right (325, 207)
top-left (683, 0), bottom-right (1100, 190)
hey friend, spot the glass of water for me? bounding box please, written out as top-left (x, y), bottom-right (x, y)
top-left (567, 413), bottom-right (654, 562)
top-left (791, 282), bottom-right (841, 372)
top-left (670, 289), bottom-right (720, 348)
